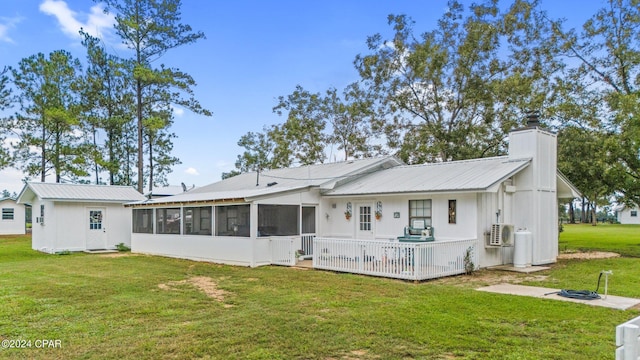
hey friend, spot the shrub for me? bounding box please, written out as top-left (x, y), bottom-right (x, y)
top-left (115, 243), bottom-right (131, 252)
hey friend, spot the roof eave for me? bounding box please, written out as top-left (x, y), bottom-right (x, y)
top-left (557, 170), bottom-right (582, 199)
top-left (127, 197), bottom-right (247, 207)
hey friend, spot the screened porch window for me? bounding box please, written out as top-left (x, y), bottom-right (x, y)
top-left (156, 208), bottom-right (181, 234)
top-left (409, 199), bottom-right (432, 227)
top-left (184, 206), bottom-right (212, 235)
top-left (258, 205), bottom-right (299, 237)
top-left (215, 205), bottom-right (250, 237)
top-left (132, 209), bottom-right (153, 233)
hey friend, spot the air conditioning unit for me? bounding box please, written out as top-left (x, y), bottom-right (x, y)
top-left (488, 224), bottom-right (514, 246)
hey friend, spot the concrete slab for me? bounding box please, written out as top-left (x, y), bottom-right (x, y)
top-left (489, 265), bottom-right (551, 273)
top-left (83, 249), bottom-right (118, 254)
top-left (477, 283), bottom-right (640, 310)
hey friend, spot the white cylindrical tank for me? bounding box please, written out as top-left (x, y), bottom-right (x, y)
top-left (513, 229), bottom-right (532, 268)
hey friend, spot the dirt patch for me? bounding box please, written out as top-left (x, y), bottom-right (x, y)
top-left (558, 251), bottom-right (620, 259)
top-left (158, 276), bottom-right (232, 307)
top-left (98, 252), bottom-right (137, 258)
top-left (432, 251), bottom-right (619, 287)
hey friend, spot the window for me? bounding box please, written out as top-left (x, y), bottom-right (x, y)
top-left (448, 200), bottom-right (457, 224)
top-left (132, 209), bottom-right (154, 233)
top-left (156, 208), bottom-right (181, 234)
top-left (184, 206), bottom-right (212, 235)
top-left (215, 205), bottom-right (250, 237)
top-left (631, 211), bottom-right (638, 217)
top-left (89, 210), bottom-right (103, 230)
top-left (258, 205), bottom-right (299, 237)
top-left (359, 206), bottom-right (372, 231)
top-left (2, 208), bottom-right (14, 220)
top-left (409, 199), bottom-right (432, 227)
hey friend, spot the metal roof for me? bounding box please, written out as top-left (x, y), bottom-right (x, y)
top-left (322, 156), bottom-right (531, 196)
top-left (17, 182), bottom-right (145, 204)
top-left (130, 157), bottom-right (402, 206)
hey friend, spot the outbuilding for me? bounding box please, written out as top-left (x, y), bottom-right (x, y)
top-left (17, 182), bottom-right (145, 253)
top-left (615, 205), bottom-right (640, 225)
top-left (0, 197), bottom-right (26, 235)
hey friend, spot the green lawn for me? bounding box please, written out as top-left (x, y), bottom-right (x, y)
top-left (559, 223), bottom-right (640, 257)
top-left (0, 230), bottom-right (639, 359)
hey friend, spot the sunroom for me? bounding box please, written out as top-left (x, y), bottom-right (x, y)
top-left (130, 197), bottom-right (319, 267)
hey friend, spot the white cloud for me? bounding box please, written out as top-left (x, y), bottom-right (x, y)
top-left (185, 167), bottom-right (199, 176)
top-left (39, 0), bottom-right (115, 39)
top-left (0, 16), bottom-right (23, 43)
top-left (171, 105), bottom-right (185, 117)
top-left (0, 168), bottom-right (26, 195)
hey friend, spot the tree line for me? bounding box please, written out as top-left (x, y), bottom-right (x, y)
top-left (0, 0), bottom-right (211, 193)
top-left (227, 0), bottom-right (640, 223)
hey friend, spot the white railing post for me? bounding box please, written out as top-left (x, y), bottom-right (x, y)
top-left (624, 324), bottom-right (639, 360)
top-left (616, 316), bottom-right (640, 360)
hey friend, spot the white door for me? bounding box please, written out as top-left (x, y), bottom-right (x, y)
top-left (86, 208), bottom-right (107, 250)
top-left (355, 203), bottom-right (374, 239)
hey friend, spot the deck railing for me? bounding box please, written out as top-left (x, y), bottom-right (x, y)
top-left (616, 315), bottom-right (640, 359)
top-left (312, 237), bottom-right (479, 281)
top-left (269, 236), bottom-right (297, 266)
top-left (301, 233), bottom-right (316, 256)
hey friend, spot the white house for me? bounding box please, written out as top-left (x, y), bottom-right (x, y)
top-left (17, 183), bottom-right (145, 253)
top-left (0, 197), bottom-right (26, 235)
top-left (615, 205), bottom-right (640, 224)
top-left (128, 125), bottom-right (580, 280)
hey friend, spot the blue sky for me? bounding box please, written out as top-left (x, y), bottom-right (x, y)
top-left (0, 0), bottom-right (601, 194)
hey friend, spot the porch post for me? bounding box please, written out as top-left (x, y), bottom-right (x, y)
top-left (250, 203), bottom-right (258, 267)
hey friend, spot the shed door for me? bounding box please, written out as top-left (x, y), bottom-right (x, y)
top-left (86, 208), bottom-right (107, 250)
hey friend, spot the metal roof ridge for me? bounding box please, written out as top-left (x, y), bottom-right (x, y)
top-left (392, 155), bottom-right (511, 169)
top-left (27, 181), bottom-right (137, 189)
top-left (255, 156), bottom-right (394, 175)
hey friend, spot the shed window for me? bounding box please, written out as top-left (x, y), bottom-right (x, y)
top-left (409, 199), bottom-right (432, 227)
top-left (631, 211), bottom-right (638, 217)
top-left (184, 206), bottom-right (212, 235)
top-left (2, 208), bottom-right (14, 220)
top-left (258, 205), bottom-right (299, 237)
top-left (448, 200), bottom-right (457, 224)
top-left (89, 210), bottom-right (103, 230)
top-left (215, 205), bottom-right (250, 237)
top-left (132, 209), bottom-right (153, 233)
top-left (156, 208), bottom-right (181, 234)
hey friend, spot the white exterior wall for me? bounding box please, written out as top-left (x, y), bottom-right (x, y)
top-left (33, 201), bottom-right (132, 253)
top-left (618, 208), bottom-right (640, 224)
top-left (0, 199), bottom-right (26, 235)
top-left (509, 129), bottom-right (558, 265)
top-left (320, 193), bottom-right (478, 241)
top-left (476, 189), bottom-right (517, 268)
top-left (32, 199), bottom-right (54, 252)
top-left (132, 233), bottom-right (270, 267)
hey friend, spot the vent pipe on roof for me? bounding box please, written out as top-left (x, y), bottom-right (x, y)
top-left (526, 110), bottom-right (540, 128)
